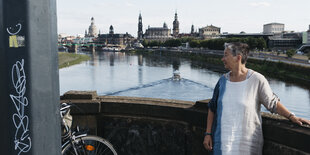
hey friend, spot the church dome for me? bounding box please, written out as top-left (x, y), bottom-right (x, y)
top-left (109, 25), bottom-right (114, 34)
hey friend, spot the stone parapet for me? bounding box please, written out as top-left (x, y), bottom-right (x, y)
top-left (61, 91), bottom-right (310, 155)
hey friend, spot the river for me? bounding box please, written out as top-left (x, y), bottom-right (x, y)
top-left (59, 51), bottom-right (310, 119)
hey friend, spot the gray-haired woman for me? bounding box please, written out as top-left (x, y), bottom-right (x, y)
top-left (203, 42), bottom-right (310, 154)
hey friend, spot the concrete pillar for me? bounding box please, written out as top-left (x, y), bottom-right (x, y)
top-left (91, 44), bottom-right (95, 53)
top-left (0, 0), bottom-right (61, 154)
top-left (74, 44), bottom-right (78, 54)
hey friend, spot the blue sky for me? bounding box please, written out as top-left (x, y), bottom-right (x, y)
top-left (57, 0), bottom-right (310, 37)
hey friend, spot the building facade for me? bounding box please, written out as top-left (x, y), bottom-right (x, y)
top-left (144, 23), bottom-right (172, 42)
top-left (268, 32), bottom-right (302, 49)
top-left (199, 25), bottom-right (221, 39)
top-left (263, 23), bottom-right (284, 34)
top-left (97, 25), bottom-right (134, 47)
top-left (172, 12), bottom-right (179, 37)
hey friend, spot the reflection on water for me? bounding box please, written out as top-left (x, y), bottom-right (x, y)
top-left (59, 51), bottom-right (310, 119)
top-left (106, 78), bottom-right (213, 101)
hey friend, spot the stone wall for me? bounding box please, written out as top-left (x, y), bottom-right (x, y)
top-left (61, 91), bottom-right (310, 155)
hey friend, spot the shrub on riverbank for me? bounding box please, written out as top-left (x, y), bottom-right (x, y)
top-left (58, 52), bottom-right (90, 69)
top-left (286, 49), bottom-right (296, 58)
top-left (246, 59), bottom-right (310, 85)
top-left (189, 37), bottom-right (267, 50)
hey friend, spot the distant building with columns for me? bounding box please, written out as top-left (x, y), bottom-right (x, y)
top-left (199, 25), bottom-right (221, 39)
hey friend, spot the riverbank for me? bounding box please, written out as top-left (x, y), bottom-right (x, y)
top-left (58, 52), bottom-right (90, 69)
top-left (131, 49), bottom-right (310, 88)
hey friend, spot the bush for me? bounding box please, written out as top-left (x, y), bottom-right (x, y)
top-left (186, 37), bottom-right (267, 50)
top-left (189, 40), bottom-right (200, 48)
top-left (307, 52), bottom-right (310, 60)
top-left (163, 39), bottom-right (182, 47)
top-left (286, 49), bottom-right (296, 58)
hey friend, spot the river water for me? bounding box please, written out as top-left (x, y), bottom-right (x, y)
top-left (59, 51), bottom-right (310, 119)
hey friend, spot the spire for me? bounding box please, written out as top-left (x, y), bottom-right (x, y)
top-left (174, 10), bottom-right (178, 20)
top-left (191, 24), bottom-right (194, 34)
top-left (173, 11), bottom-right (179, 37)
top-left (91, 17), bottom-right (94, 24)
top-left (138, 12), bottom-right (143, 40)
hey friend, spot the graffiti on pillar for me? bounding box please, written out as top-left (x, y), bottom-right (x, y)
top-left (9, 59), bottom-right (32, 154)
top-left (7, 23), bottom-right (25, 48)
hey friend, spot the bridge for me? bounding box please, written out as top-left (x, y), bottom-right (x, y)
top-left (58, 43), bottom-right (106, 47)
top-left (58, 43), bottom-right (125, 52)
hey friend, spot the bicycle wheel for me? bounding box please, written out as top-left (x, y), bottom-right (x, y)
top-left (62, 135), bottom-right (117, 155)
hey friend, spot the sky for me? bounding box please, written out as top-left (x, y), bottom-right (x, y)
top-left (57, 0), bottom-right (310, 37)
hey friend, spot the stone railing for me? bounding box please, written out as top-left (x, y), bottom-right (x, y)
top-left (60, 91), bottom-right (310, 155)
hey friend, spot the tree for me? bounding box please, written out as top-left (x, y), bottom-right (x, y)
top-left (148, 40), bottom-right (162, 47)
top-left (178, 37), bottom-right (195, 43)
top-left (256, 38), bottom-right (267, 50)
top-left (200, 40), bottom-right (209, 48)
top-left (286, 49), bottom-right (296, 58)
top-left (189, 40), bottom-right (200, 48)
top-left (246, 37), bottom-right (258, 50)
top-left (142, 40), bottom-right (148, 47)
top-left (163, 39), bottom-right (182, 47)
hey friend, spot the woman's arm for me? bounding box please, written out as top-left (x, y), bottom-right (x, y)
top-left (276, 101), bottom-right (310, 126)
top-left (206, 109), bottom-right (214, 133)
top-left (203, 109), bottom-right (214, 151)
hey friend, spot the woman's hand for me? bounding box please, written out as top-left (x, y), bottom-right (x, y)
top-left (276, 102), bottom-right (310, 126)
top-left (203, 135), bottom-right (212, 151)
top-left (290, 116), bottom-right (310, 126)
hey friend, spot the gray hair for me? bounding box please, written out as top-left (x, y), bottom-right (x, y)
top-left (224, 42), bottom-right (250, 64)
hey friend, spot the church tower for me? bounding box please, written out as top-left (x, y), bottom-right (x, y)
top-left (88, 17), bottom-right (98, 37)
top-left (191, 24), bottom-right (194, 34)
top-left (173, 12), bottom-right (179, 37)
top-left (85, 29), bottom-right (88, 37)
top-left (138, 13), bottom-right (143, 41)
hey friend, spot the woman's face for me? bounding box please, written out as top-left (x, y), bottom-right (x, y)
top-left (221, 48), bottom-right (238, 70)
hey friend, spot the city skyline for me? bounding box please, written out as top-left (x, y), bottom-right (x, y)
top-left (57, 0), bottom-right (310, 37)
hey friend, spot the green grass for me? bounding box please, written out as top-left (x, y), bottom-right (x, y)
top-left (58, 52), bottom-right (90, 69)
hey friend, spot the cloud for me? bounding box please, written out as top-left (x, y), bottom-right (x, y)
top-left (249, 2), bottom-right (271, 7)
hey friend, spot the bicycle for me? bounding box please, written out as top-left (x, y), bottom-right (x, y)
top-left (60, 102), bottom-right (118, 155)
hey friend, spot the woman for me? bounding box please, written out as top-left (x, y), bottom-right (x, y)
top-left (203, 42), bottom-right (310, 155)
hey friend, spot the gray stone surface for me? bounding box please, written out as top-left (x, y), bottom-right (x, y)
top-left (61, 91), bottom-right (310, 155)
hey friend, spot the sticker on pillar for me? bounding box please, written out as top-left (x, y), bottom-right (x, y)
top-left (9, 35), bottom-right (25, 48)
top-left (7, 23), bottom-right (25, 48)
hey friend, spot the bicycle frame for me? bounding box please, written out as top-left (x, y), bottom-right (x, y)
top-left (60, 102), bottom-right (117, 155)
top-left (61, 103), bottom-right (88, 154)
